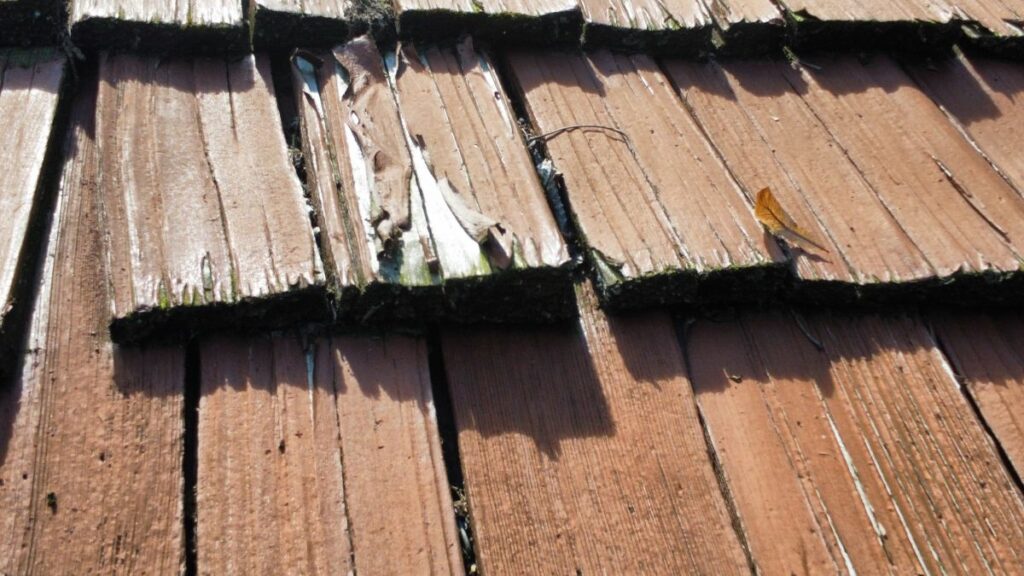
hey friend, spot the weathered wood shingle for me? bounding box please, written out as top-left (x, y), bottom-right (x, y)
top-left (0, 50), bottom-right (64, 375)
top-left (94, 53), bottom-right (326, 342)
top-left (506, 48), bottom-right (783, 308)
top-left (1, 71), bottom-right (186, 575)
top-left (293, 36), bottom-right (572, 323)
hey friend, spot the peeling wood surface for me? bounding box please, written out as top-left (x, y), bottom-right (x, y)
top-left (197, 333), bottom-right (462, 575)
top-left (666, 55), bottom-right (1024, 290)
top-left (932, 310), bottom-right (1024, 480)
top-left (506, 49), bottom-right (781, 305)
top-left (0, 51), bottom-right (63, 362)
top-left (95, 53), bottom-right (324, 340)
top-left (293, 36), bottom-right (571, 321)
top-left (909, 53), bottom-right (1024, 191)
top-left (442, 284), bottom-right (749, 575)
top-left (689, 312), bottom-right (1024, 575)
top-left (0, 77), bottom-right (185, 575)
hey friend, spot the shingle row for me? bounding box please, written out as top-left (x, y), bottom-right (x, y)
top-left (507, 48), bottom-right (1024, 308)
top-left (1, 0), bottom-right (1022, 54)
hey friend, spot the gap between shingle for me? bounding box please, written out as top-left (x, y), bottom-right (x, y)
top-left (426, 328), bottom-right (478, 576)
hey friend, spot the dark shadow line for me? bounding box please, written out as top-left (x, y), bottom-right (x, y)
top-left (672, 316), bottom-right (758, 574)
top-left (183, 339), bottom-right (200, 576)
top-left (929, 320), bottom-right (1024, 500)
top-left (426, 326), bottom-right (476, 576)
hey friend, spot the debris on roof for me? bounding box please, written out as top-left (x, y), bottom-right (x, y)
top-left (394, 0), bottom-right (584, 46)
top-left (1, 77), bottom-right (186, 574)
top-left (293, 36), bottom-right (572, 323)
top-left (69, 0), bottom-right (247, 51)
top-left (440, 284), bottom-right (750, 574)
top-left (506, 48), bottom-right (784, 309)
top-left (688, 312), bottom-right (1024, 574)
top-left (197, 333), bottom-right (462, 574)
top-left (91, 53), bottom-right (327, 342)
top-left (932, 310), bottom-right (1024, 479)
top-left (666, 54), bottom-right (1024, 303)
top-left (0, 49), bottom-right (64, 376)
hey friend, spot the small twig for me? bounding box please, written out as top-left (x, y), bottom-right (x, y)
top-left (527, 124), bottom-right (631, 147)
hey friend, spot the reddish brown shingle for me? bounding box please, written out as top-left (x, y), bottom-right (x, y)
top-left (197, 333), bottom-right (462, 574)
top-left (0, 75), bottom-right (185, 575)
top-left (909, 52), bottom-right (1024, 192)
top-left (932, 310), bottom-right (1024, 480)
top-left (689, 312), bottom-right (1024, 574)
top-left (442, 285), bottom-right (749, 575)
top-left (666, 55), bottom-right (1024, 297)
top-left (506, 49), bottom-right (782, 307)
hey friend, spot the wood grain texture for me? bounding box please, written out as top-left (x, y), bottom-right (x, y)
top-left (665, 55), bottom-right (1024, 298)
top-left (292, 37), bottom-right (572, 322)
top-left (0, 73), bottom-right (185, 575)
top-left (95, 52), bottom-right (325, 342)
top-left (689, 312), bottom-right (1024, 575)
top-left (70, 0), bottom-right (246, 50)
top-left (0, 51), bottom-right (64, 368)
top-left (197, 333), bottom-right (462, 575)
top-left (932, 310), bottom-right (1024, 480)
top-left (442, 284), bottom-right (749, 575)
top-left (506, 49), bottom-right (782, 307)
top-left (909, 53), bottom-right (1024, 192)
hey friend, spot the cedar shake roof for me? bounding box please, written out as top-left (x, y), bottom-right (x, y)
top-left (2, 2), bottom-right (1024, 574)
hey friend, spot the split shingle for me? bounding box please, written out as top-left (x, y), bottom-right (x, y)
top-left (932, 310), bottom-right (1024, 481)
top-left (293, 36), bottom-right (572, 323)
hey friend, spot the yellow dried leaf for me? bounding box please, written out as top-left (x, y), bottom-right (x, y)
top-left (754, 187), bottom-right (828, 254)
